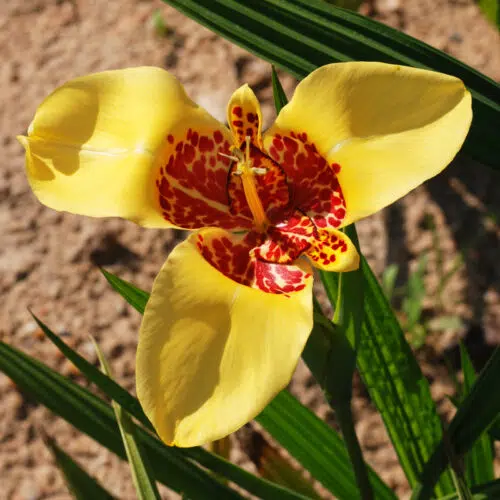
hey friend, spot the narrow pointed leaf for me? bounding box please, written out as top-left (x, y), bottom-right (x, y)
top-left (162, 0), bottom-right (500, 170)
top-left (478, 0), bottom-right (500, 28)
top-left (93, 339), bottom-right (161, 500)
top-left (320, 252), bottom-right (454, 494)
top-left (459, 343), bottom-right (494, 487)
top-left (319, 225), bottom-right (373, 500)
top-left (352, 256), bottom-right (453, 495)
top-left (0, 341), bottom-right (242, 499)
top-left (413, 347), bottom-right (500, 499)
top-left (28, 315), bottom-right (311, 500)
top-left (101, 269), bottom-right (395, 500)
top-left (259, 390), bottom-right (395, 499)
top-left (44, 434), bottom-right (115, 500)
top-left (30, 311), bottom-right (152, 431)
top-left (488, 416), bottom-right (500, 441)
top-left (101, 269), bottom-right (149, 313)
top-left (271, 66), bottom-right (288, 113)
top-left (440, 478), bottom-right (500, 500)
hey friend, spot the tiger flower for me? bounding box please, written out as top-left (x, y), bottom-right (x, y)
top-left (19, 62), bottom-right (471, 447)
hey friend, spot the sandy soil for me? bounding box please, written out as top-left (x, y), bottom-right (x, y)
top-left (1, 0), bottom-right (499, 498)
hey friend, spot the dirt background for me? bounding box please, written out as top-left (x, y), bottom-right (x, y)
top-left (1, 0), bottom-right (500, 498)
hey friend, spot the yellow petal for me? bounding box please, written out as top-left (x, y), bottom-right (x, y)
top-left (136, 233), bottom-right (313, 447)
top-left (265, 62), bottom-right (472, 225)
top-left (20, 67), bottom-right (234, 227)
top-left (226, 84), bottom-right (263, 148)
top-left (306, 228), bottom-right (359, 272)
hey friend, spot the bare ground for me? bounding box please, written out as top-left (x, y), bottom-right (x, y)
top-left (1, 0), bottom-right (500, 498)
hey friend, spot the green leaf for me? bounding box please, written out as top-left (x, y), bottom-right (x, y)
top-left (101, 269), bottom-right (395, 500)
top-left (101, 269), bottom-right (149, 313)
top-left (0, 341), bottom-right (242, 500)
top-left (43, 433), bottom-right (115, 500)
top-left (321, 226), bottom-right (374, 499)
top-left (477, 0), bottom-right (500, 29)
top-left (93, 339), bottom-right (161, 500)
top-left (151, 9), bottom-right (171, 37)
top-left (323, 0), bottom-right (363, 10)
top-left (381, 264), bottom-right (399, 302)
top-left (323, 255), bottom-right (454, 495)
top-left (403, 254), bottom-right (427, 331)
top-left (271, 66), bottom-right (288, 112)
top-left (413, 347), bottom-right (500, 499)
top-left (440, 478), bottom-right (500, 500)
top-left (488, 415), bottom-right (500, 441)
top-left (460, 343), bottom-right (494, 487)
top-left (259, 390), bottom-right (395, 500)
top-left (30, 314), bottom-right (310, 500)
top-left (449, 466), bottom-right (474, 500)
top-left (30, 311), bottom-right (152, 431)
top-left (162, 0), bottom-right (500, 171)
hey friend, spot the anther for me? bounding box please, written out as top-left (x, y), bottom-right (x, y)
top-left (218, 152), bottom-right (240, 163)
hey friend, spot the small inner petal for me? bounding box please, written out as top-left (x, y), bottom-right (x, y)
top-left (306, 227), bottom-right (360, 272)
top-left (227, 84), bottom-right (263, 148)
top-left (195, 229), bottom-right (311, 295)
top-left (252, 211), bottom-right (315, 264)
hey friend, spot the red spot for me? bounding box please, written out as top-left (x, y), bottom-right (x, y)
top-left (334, 207), bottom-right (346, 220)
top-left (331, 162), bottom-right (341, 174)
top-left (193, 159), bottom-right (206, 180)
top-left (199, 136), bottom-right (215, 153)
top-left (190, 131), bottom-right (199, 147)
top-left (283, 136), bottom-right (298, 153)
top-left (331, 195), bottom-right (342, 206)
top-left (284, 151), bottom-right (295, 166)
top-left (232, 106), bottom-right (243, 117)
top-left (246, 128), bottom-right (254, 136)
top-left (272, 137), bottom-right (284, 151)
top-left (183, 143), bottom-right (195, 163)
top-left (221, 237), bottom-right (232, 249)
top-left (167, 134), bottom-right (174, 144)
top-left (213, 130), bottom-right (223, 144)
top-left (232, 120), bottom-right (243, 127)
top-left (247, 113), bottom-right (256, 123)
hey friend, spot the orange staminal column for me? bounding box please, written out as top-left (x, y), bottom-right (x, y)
top-left (221, 136), bottom-right (269, 232)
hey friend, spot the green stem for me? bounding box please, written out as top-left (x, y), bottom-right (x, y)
top-left (335, 402), bottom-right (374, 500)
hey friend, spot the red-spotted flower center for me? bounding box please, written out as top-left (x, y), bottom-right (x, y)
top-left (154, 88), bottom-right (357, 294)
